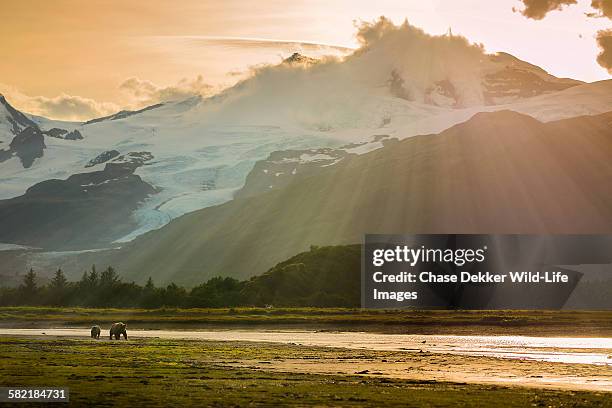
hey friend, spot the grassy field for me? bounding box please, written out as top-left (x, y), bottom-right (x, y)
top-left (1, 307), bottom-right (611, 336)
top-left (1, 336), bottom-right (609, 407)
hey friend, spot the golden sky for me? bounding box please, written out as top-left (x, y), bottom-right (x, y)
top-left (1, 0), bottom-right (610, 120)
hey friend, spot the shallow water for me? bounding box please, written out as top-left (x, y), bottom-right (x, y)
top-left (1, 328), bottom-right (611, 366)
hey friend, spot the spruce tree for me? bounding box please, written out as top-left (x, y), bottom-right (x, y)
top-left (49, 268), bottom-right (68, 306)
top-left (87, 265), bottom-right (99, 288)
top-left (20, 269), bottom-right (38, 303)
top-left (100, 266), bottom-right (119, 287)
top-left (50, 269), bottom-right (67, 289)
top-left (21, 268), bottom-right (37, 293)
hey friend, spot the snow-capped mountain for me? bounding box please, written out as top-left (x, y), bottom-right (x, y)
top-left (1, 32), bottom-right (611, 250)
top-left (59, 110), bottom-right (612, 285)
top-left (0, 94), bottom-right (39, 150)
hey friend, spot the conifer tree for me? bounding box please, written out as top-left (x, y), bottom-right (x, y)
top-left (100, 266), bottom-right (119, 287)
top-left (87, 265), bottom-right (99, 288)
top-left (50, 269), bottom-right (67, 289)
top-left (20, 268), bottom-right (39, 303)
top-left (21, 268), bottom-right (37, 293)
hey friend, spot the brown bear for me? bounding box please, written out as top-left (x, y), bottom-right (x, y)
top-left (109, 322), bottom-right (128, 340)
top-left (90, 325), bottom-right (101, 339)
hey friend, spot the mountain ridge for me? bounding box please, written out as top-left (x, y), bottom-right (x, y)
top-left (0, 44), bottom-right (610, 251)
top-left (59, 109), bottom-right (612, 285)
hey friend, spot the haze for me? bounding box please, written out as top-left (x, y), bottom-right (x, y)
top-left (1, 0), bottom-right (609, 120)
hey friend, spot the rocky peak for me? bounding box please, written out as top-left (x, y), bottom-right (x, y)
top-left (0, 94), bottom-right (36, 135)
top-left (0, 125), bottom-right (46, 168)
top-left (283, 53), bottom-right (318, 65)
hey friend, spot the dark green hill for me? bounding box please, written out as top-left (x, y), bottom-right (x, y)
top-left (242, 245), bottom-right (361, 307)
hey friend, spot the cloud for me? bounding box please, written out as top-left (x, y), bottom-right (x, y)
top-left (588, 0), bottom-right (612, 18)
top-left (204, 18), bottom-right (493, 129)
top-left (596, 29), bottom-right (612, 72)
top-left (516, 0), bottom-right (577, 20)
top-left (1, 74), bottom-right (215, 121)
top-left (515, 1), bottom-right (612, 73)
top-left (119, 75), bottom-right (214, 106)
top-left (0, 84), bottom-right (119, 121)
top-left (176, 36), bottom-right (353, 53)
top-left (32, 94), bottom-right (119, 121)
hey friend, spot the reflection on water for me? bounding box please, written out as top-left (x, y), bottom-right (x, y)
top-left (1, 329), bottom-right (610, 366)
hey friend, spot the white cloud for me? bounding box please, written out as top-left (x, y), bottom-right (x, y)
top-left (0, 84), bottom-right (119, 121)
top-left (119, 75), bottom-right (214, 106)
top-left (0, 74), bottom-right (215, 121)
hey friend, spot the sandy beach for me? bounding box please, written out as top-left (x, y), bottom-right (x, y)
top-left (2, 328), bottom-right (610, 392)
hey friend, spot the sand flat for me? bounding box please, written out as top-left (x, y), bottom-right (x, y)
top-left (2, 328), bottom-right (610, 392)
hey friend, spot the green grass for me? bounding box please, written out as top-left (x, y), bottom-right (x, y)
top-left (0, 337), bottom-right (609, 407)
top-left (1, 307), bottom-right (611, 336)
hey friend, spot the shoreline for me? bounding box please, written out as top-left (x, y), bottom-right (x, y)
top-left (1, 335), bottom-right (610, 396)
top-left (2, 328), bottom-right (610, 366)
top-left (1, 308), bottom-right (611, 337)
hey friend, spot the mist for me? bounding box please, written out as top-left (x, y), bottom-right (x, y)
top-left (192, 18), bottom-right (498, 131)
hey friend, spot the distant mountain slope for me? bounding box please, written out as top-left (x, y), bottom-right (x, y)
top-left (0, 126), bottom-right (46, 168)
top-left (0, 94), bottom-right (37, 141)
top-left (0, 22), bottom-right (608, 249)
top-left (1, 79), bottom-right (610, 250)
top-left (78, 110), bottom-right (612, 285)
top-left (83, 103), bottom-right (165, 125)
top-left (481, 52), bottom-right (581, 105)
top-left (0, 161), bottom-right (157, 249)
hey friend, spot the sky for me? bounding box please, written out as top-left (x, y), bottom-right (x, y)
top-left (1, 0), bottom-right (610, 120)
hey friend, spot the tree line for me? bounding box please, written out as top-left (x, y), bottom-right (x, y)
top-left (0, 245), bottom-right (362, 308)
top-left (0, 266), bottom-right (245, 308)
